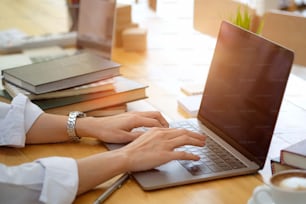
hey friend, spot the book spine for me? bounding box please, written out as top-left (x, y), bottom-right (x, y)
top-left (270, 157), bottom-right (300, 175)
top-left (280, 150), bottom-right (285, 164)
top-left (280, 149), bottom-right (306, 169)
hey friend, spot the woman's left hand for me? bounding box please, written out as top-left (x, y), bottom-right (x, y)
top-left (77, 111), bottom-right (169, 143)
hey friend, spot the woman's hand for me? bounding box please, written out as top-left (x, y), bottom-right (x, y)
top-left (77, 111), bottom-right (169, 143)
top-left (118, 127), bottom-right (206, 172)
top-left (77, 126), bottom-right (206, 194)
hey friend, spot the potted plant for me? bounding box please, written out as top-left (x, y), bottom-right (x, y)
top-left (230, 6), bottom-right (264, 34)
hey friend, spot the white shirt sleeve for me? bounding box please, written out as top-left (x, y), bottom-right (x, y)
top-left (0, 157), bottom-right (78, 204)
top-left (0, 94), bottom-right (79, 203)
top-left (0, 93), bottom-right (43, 147)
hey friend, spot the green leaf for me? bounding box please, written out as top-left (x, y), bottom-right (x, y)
top-left (230, 6), bottom-right (251, 31)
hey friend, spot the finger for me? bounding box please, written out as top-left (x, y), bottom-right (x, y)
top-left (129, 131), bottom-right (144, 138)
top-left (185, 130), bottom-right (207, 141)
top-left (174, 129), bottom-right (207, 140)
top-left (120, 131), bottom-right (145, 142)
top-left (149, 128), bottom-right (206, 141)
top-left (168, 135), bottom-right (206, 149)
top-left (169, 151), bottom-right (200, 161)
top-left (104, 130), bottom-right (141, 143)
top-left (136, 111), bottom-right (169, 127)
top-left (133, 117), bottom-right (168, 129)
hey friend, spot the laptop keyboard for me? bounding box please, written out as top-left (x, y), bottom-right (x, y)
top-left (170, 121), bottom-right (246, 176)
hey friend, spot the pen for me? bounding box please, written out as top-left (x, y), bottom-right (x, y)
top-left (93, 173), bottom-right (130, 204)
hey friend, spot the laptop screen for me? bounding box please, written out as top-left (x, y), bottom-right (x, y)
top-left (77, 0), bottom-right (116, 59)
top-left (198, 21), bottom-right (294, 167)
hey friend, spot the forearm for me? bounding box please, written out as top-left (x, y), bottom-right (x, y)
top-left (25, 111), bottom-right (170, 145)
top-left (76, 149), bottom-right (128, 195)
top-left (76, 128), bottom-right (206, 194)
top-left (26, 113), bottom-right (130, 194)
top-left (26, 113), bottom-right (70, 144)
top-left (26, 113), bottom-right (99, 144)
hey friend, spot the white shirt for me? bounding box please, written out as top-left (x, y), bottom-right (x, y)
top-left (0, 94), bottom-right (78, 204)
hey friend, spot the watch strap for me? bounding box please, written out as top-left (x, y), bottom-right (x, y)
top-left (67, 111), bottom-right (86, 142)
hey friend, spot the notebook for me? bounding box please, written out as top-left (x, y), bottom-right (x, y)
top-left (105, 21), bottom-right (294, 190)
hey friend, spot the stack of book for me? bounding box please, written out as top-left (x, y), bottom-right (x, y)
top-left (270, 138), bottom-right (306, 174)
top-left (0, 52), bottom-right (148, 116)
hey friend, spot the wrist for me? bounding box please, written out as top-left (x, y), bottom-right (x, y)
top-left (77, 150), bottom-right (129, 194)
top-left (111, 149), bottom-right (130, 173)
top-left (67, 111), bottom-right (86, 142)
top-left (74, 116), bottom-right (96, 139)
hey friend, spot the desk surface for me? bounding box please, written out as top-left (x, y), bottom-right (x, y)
top-left (1, 1), bottom-right (306, 203)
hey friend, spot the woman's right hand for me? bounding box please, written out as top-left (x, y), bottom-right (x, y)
top-left (76, 127), bottom-right (206, 195)
top-left (118, 127), bottom-right (206, 172)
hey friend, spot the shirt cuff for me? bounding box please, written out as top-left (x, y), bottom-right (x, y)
top-left (0, 94), bottom-right (43, 147)
top-left (36, 157), bottom-right (79, 204)
top-left (24, 94), bottom-right (43, 133)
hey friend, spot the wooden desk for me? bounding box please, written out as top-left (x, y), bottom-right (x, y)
top-left (1, 1), bottom-right (306, 203)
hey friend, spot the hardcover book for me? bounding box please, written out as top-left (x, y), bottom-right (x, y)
top-left (85, 103), bottom-right (127, 117)
top-left (40, 76), bottom-right (148, 115)
top-left (270, 157), bottom-right (298, 175)
top-left (3, 77), bottom-right (115, 100)
top-left (280, 139), bottom-right (306, 169)
top-left (1, 52), bottom-right (120, 94)
top-left (0, 77), bottom-right (147, 115)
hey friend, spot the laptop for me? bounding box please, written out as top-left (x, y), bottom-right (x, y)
top-left (0, 0), bottom-right (117, 65)
top-left (77, 0), bottom-right (116, 59)
top-left (105, 21), bottom-right (294, 190)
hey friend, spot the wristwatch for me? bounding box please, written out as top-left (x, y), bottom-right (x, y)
top-left (67, 111), bottom-right (86, 142)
